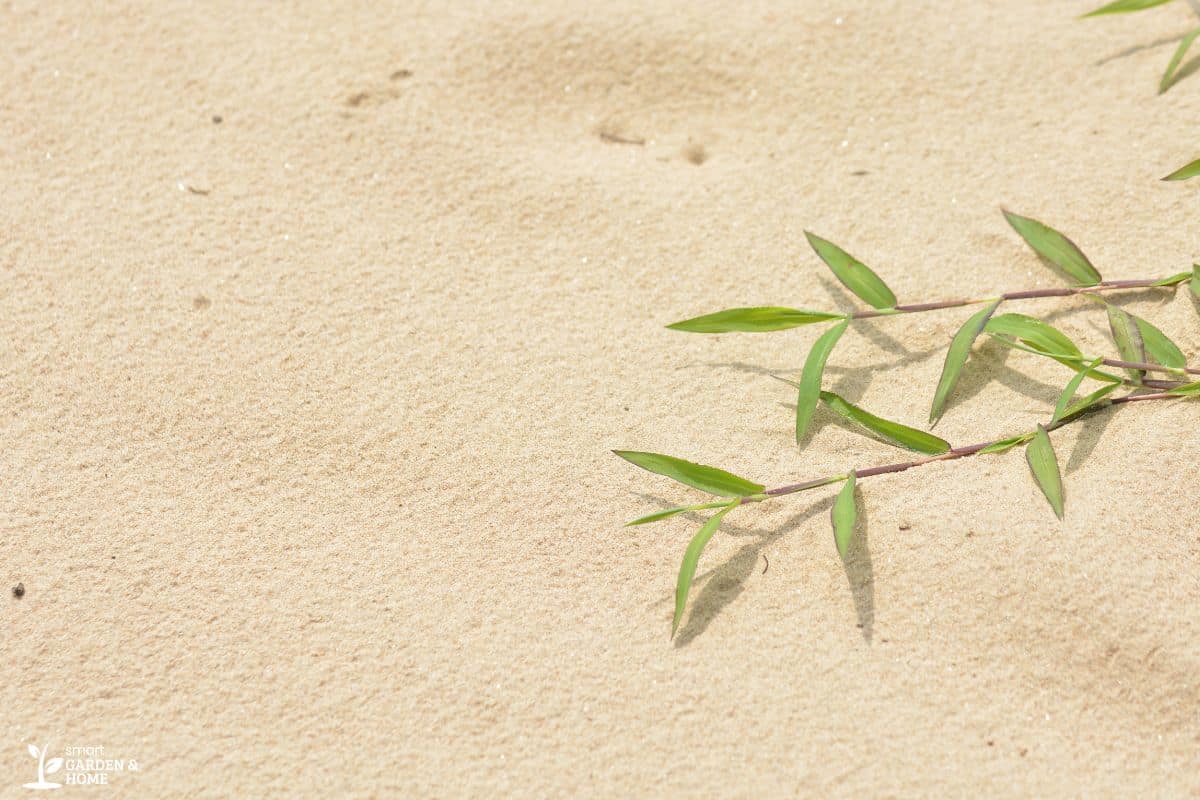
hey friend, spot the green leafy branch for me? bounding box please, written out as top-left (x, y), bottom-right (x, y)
top-left (616, 379), bottom-right (1196, 636)
top-left (616, 211), bottom-right (1199, 638)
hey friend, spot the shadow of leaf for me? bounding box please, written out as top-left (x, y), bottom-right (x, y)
top-left (688, 361), bottom-right (800, 379)
top-left (673, 495), bottom-right (835, 647)
top-left (843, 484), bottom-right (874, 643)
top-left (1094, 33), bottom-right (1186, 66)
top-left (1065, 405), bottom-right (1119, 475)
top-left (1164, 53), bottom-right (1200, 92)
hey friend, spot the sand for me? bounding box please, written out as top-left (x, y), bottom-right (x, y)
top-left (3, 1), bottom-right (1199, 796)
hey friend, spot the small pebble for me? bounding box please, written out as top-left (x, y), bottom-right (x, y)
top-left (212, 114), bottom-right (223, 124)
top-left (12, 583), bottom-right (25, 598)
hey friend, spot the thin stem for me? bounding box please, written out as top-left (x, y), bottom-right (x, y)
top-left (851, 278), bottom-right (1175, 320)
top-left (759, 473), bottom-right (846, 499)
top-left (1102, 358), bottom-right (1200, 377)
top-left (1108, 390), bottom-right (1179, 405)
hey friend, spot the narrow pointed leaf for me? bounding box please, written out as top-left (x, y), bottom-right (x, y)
top-left (979, 433), bottom-right (1035, 455)
top-left (985, 313), bottom-right (1082, 358)
top-left (832, 473), bottom-right (858, 559)
top-left (613, 451), bottom-right (764, 497)
top-left (804, 232), bottom-right (897, 309)
top-left (1191, 265), bottom-right (1200, 305)
top-left (1151, 271), bottom-right (1192, 286)
top-left (28, 745), bottom-right (39, 759)
top-left (1025, 425), bottom-right (1064, 520)
top-left (1051, 357), bottom-right (1104, 426)
top-left (1163, 157), bottom-right (1200, 182)
top-left (987, 334), bottom-right (1124, 383)
top-left (1134, 316), bottom-right (1186, 368)
top-left (1083, 0), bottom-right (1172, 15)
top-left (1161, 27), bottom-right (1200, 92)
top-left (796, 319), bottom-right (850, 442)
top-left (1106, 305), bottom-right (1147, 382)
top-left (45, 758), bottom-right (63, 775)
top-left (1063, 382), bottom-right (1120, 417)
top-left (667, 307), bottom-right (843, 333)
top-left (1003, 211), bottom-right (1102, 286)
top-left (625, 503), bottom-right (724, 527)
top-left (821, 391), bottom-right (950, 454)
top-left (673, 503), bottom-right (736, 636)
top-left (1168, 380), bottom-right (1200, 396)
top-left (930, 299), bottom-right (1002, 426)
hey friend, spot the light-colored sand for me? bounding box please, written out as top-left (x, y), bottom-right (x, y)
top-left (3, 1), bottom-right (1199, 796)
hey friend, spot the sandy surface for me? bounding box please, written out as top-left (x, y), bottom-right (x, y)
top-left (3, 1), bottom-right (1200, 796)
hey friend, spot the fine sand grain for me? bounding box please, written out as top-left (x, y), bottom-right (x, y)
top-left (3, 1), bottom-right (1199, 796)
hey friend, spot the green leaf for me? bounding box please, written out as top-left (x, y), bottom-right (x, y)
top-left (832, 473), bottom-right (858, 559)
top-left (613, 451), bottom-right (765, 497)
top-left (795, 320), bottom-right (850, 442)
top-left (625, 502), bottom-right (726, 527)
top-left (1061, 382), bottom-right (1120, 418)
top-left (1163, 157), bottom-right (1200, 182)
top-left (1135, 315), bottom-right (1186, 369)
top-left (979, 433), bottom-right (1035, 455)
top-left (1051, 357), bottom-right (1104, 426)
top-left (985, 313), bottom-right (1082, 358)
top-left (1105, 305), bottom-right (1185, 371)
top-left (1106, 305), bottom-right (1147, 382)
top-left (1083, 0), bottom-right (1173, 15)
top-left (1003, 211), bottom-right (1102, 286)
top-left (930, 299), bottom-right (1002, 426)
top-left (1151, 271), bottom-right (1192, 287)
top-left (986, 334), bottom-right (1125, 384)
top-left (821, 391), bottom-right (951, 454)
top-left (1168, 380), bottom-right (1200, 396)
top-left (986, 334), bottom-right (1075, 361)
top-left (1191, 265), bottom-right (1200, 304)
top-left (1025, 424), bottom-right (1064, 521)
top-left (1161, 27), bottom-right (1200, 92)
top-left (804, 232), bottom-right (898, 310)
top-left (673, 503), bottom-right (736, 636)
top-left (667, 307), bottom-right (844, 333)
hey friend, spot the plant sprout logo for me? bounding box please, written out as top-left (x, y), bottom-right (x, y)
top-left (24, 743), bottom-right (62, 791)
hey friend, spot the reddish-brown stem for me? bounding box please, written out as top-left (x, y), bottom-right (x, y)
top-left (851, 279), bottom-right (1172, 320)
top-left (1103, 359), bottom-right (1200, 376)
top-left (852, 442), bottom-right (990, 479)
top-left (1107, 390), bottom-right (1179, 405)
